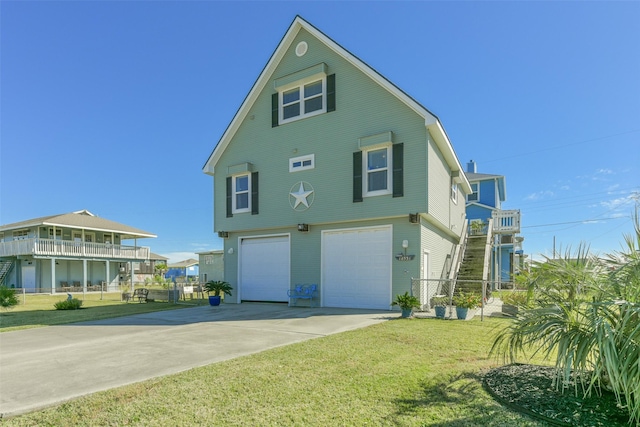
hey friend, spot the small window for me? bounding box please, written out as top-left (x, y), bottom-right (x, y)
top-left (49, 228), bottom-right (62, 240)
top-left (451, 183), bottom-right (458, 204)
top-left (364, 146), bottom-right (391, 197)
top-left (233, 174), bottom-right (251, 213)
top-left (289, 154), bottom-right (315, 172)
top-left (279, 78), bottom-right (326, 124)
top-left (468, 183), bottom-right (479, 202)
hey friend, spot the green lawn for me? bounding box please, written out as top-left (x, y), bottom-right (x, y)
top-left (2, 317), bottom-right (549, 426)
top-left (0, 293), bottom-right (201, 332)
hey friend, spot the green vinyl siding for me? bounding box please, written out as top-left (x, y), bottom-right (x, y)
top-left (213, 28), bottom-right (428, 233)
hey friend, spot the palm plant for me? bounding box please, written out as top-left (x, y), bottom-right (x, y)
top-left (491, 210), bottom-right (640, 424)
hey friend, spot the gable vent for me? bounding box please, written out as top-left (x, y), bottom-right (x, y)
top-left (295, 41), bottom-right (308, 57)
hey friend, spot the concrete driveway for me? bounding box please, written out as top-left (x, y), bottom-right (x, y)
top-left (0, 303), bottom-right (390, 418)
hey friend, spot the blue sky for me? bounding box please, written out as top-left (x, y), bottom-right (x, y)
top-left (1, 1), bottom-right (638, 264)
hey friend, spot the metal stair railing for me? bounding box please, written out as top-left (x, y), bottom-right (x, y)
top-left (0, 260), bottom-right (15, 286)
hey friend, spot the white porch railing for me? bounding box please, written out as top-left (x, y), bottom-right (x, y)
top-left (0, 238), bottom-right (150, 260)
top-left (492, 209), bottom-right (521, 234)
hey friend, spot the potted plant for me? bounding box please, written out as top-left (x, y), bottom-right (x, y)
top-left (391, 292), bottom-right (421, 318)
top-left (452, 291), bottom-right (481, 320)
top-left (431, 295), bottom-right (449, 319)
top-left (203, 280), bottom-right (233, 306)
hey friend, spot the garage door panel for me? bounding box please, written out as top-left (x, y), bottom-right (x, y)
top-left (322, 227), bottom-right (392, 309)
top-left (241, 236), bottom-right (289, 302)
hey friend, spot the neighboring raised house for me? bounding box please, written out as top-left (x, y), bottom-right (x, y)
top-left (197, 250), bottom-right (224, 284)
top-left (118, 252), bottom-right (168, 284)
top-left (0, 210), bottom-right (156, 292)
top-left (202, 16), bottom-right (471, 310)
top-left (464, 160), bottom-right (524, 287)
top-left (165, 258), bottom-right (199, 282)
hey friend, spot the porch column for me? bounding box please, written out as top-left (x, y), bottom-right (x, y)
top-left (130, 261), bottom-right (134, 292)
top-left (82, 259), bottom-right (88, 293)
top-left (106, 260), bottom-right (110, 291)
top-left (51, 258), bottom-right (56, 294)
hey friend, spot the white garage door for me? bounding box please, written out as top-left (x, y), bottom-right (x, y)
top-left (240, 236), bottom-right (290, 302)
top-left (322, 226), bottom-right (392, 309)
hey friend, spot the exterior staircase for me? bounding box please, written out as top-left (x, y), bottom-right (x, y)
top-left (455, 233), bottom-right (489, 295)
top-left (0, 260), bottom-right (15, 286)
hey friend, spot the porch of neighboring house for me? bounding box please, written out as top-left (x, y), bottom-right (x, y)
top-left (0, 238), bottom-right (150, 293)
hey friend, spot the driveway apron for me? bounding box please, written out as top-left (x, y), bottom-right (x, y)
top-left (0, 303), bottom-right (389, 417)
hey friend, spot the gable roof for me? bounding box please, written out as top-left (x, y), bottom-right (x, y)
top-left (466, 172), bottom-right (506, 202)
top-left (0, 210), bottom-right (156, 239)
top-left (202, 15), bottom-right (471, 193)
top-left (167, 258), bottom-right (199, 268)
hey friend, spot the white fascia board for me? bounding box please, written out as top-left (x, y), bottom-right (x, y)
top-left (202, 19), bottom-right (304, 176)
top-left (426, 120), bottom-right (472, 193)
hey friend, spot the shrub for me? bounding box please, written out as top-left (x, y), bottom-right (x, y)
top-left (54, 298), bottom-right (83, 310)
top-left (0, 285), bottom-right (19, 310)
top-left (491, 209), bottom-right (640, 425)
top-left (500, 291), bottom-right (530, 307)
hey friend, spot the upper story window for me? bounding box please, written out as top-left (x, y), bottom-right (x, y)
top-left (451, 183), bottom-right (458, 204)
top-left (48, 228), bottom-right (62, 240)
top-left (226, 165), bottom-right (259, 217)
top-left (13, 229), bottom-right (29, 240)
top-left (289, 154), bottom-right (315, 172)
top-left (272, 63), bottom-right (335, 127)
top-left (365, 146), bottom-right (391, 197)
top-left (353, 132), bottom-right (403, 202)
top-left (468, 183), bottom-right (479, 202)
top-left (233, 174), bottom-right (251, 213)
top-left (281, 79), bottom-right (325, 123)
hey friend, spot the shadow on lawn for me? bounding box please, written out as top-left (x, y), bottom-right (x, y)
top-left (388, 371), bottom-right (539, 426)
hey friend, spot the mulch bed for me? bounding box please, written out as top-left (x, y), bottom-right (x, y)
top-left (483, 364), bottom-right (630, 426)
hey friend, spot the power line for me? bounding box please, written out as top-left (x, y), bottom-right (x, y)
top-left (522, 215), bottom-right (628, 229)
top-left (477, 129), bottom-right (640, 165)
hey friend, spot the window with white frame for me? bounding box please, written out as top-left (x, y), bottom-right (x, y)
top-left (451, 183), bottom-right (458, 204)
top-left (233, 174), bottom-right (251, 213)
top-left (364, 146), bottom-right (391, 197)
top-left (13, 229), bottom-right (29, 240)
top-left (289, 154), bottom-right (315, 172)
top-left (468, 183), bottom-right (479, 202)
top-left (280, 78), bottom-right (325, 124)
top-left (48, 228), bottom-right (62, 240)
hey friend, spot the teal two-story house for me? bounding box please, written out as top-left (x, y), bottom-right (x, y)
top-left (203, 16), bottom-right (471, 310)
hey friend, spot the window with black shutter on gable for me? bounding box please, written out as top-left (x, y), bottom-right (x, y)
top-left (271, 63), bottom-right (335, 127)
top-left (353, 132), bottom-right (403, 202)
top-left (226, 163), bottom-right (259, 216)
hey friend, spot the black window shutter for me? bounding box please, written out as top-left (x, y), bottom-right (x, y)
top-left (353, 151), bottom-right (363, 203)
top-left (271, 93), bottom-right (279, 127)
top-left (251, 172), bottom-right (259, 215)
top-left (326, 74), bottom-right (336, 113)
top-left (226, 177), bottom-right (233, 217)
top-left (393, 143), bottom-right (404, 198)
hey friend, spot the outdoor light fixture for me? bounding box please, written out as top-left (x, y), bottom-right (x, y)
top-left (297, 223), bottom-right (309, 232)
top-left (217, 231), bottom-right (229, 238)
top-left (402, 240), bottom-right (409, 249)
top-left (409, 213), bottom-right (419, 224)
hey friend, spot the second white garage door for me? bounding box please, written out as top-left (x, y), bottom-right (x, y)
top-left (240, 235), bottom-right (290, 302)
top-left (322, 226), bottom-right (392, 309)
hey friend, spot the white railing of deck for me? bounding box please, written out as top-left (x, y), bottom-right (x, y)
top-left (0, 238), bottom-right (149, 260)
top-left (492, 209), bottom-right (521, 234)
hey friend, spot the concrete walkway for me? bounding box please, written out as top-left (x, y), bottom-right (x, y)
top-left (0, 303), bottom-right (391, 418)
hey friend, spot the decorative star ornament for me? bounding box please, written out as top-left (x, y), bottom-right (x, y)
top-left (289, 181), bottom-right (315, 211)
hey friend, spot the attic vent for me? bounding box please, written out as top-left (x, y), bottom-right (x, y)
top-left (295, 41), bottom-right (308, 57)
